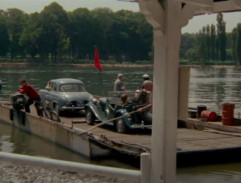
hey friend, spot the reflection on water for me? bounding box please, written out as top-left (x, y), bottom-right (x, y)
top-left (0, 122), bottom-right (136, 170)
top-left (190, 67), bottom-right (241, 117)
top-left (178, 163), bottom-right (241, 183)
top-left (1, 121), bottom-right (241, 182)
top-left (0, 121), bottom-right (88, 161)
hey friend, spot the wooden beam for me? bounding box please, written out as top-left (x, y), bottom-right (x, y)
top-left (178, 0), bottom-right (241, 15)
top-left (213, 0), bottom-right (241, 13)
top-left (179, 0), bottom-right (213, 7)
top-left (139, 0), bottom-right (165, 34)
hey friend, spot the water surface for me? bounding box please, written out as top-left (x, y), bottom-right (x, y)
top-left (0, 121), bottom-right (136, 170)
top-left (189, 67), bottom-right (241, 117)
top-left (1, 65), bottom-right (241, 182)
top-left (0, 65), bottom-right (152, 100)
top-left (1, 65), bottom-right (241, 116)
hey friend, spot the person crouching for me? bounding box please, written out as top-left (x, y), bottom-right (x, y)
top-left (18, 80), bottom-right (43, 116)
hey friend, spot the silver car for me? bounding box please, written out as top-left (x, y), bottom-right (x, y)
top-left (39, 78), bottom-right (93, 115)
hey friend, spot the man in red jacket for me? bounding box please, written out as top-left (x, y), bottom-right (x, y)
top-left (18, 80), bottom-right (43, 116)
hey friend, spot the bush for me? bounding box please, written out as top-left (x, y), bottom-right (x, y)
top-left (105, 60), bottom-right (117, 64)
top-left (135, 60), bottom-right (152, 64)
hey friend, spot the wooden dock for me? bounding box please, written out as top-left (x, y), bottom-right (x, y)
top-left (62, 116), bottom-right (241, 151)
top-left (3, 103), bottom-right (241, 167)
top-left (61, 114), bottom-right (241, 167)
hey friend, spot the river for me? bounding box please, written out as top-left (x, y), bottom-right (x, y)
top-left (1, 65), bottom-right (241, 116)
top-left (1, 65), bottom-right (241, 182)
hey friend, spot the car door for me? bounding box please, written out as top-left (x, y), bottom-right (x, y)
top-left (39, 82), bottom-right (51, 108)
top-left (47, 82), bottom-right (58, 109)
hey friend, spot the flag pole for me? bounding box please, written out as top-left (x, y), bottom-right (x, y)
top-left (99, 70), bottom-right (104, 96)
top-left (94, 45), bottom-right (104, 96)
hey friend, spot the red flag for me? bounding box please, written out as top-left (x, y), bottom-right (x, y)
top-left (94, 47), bottom-right (103, 71)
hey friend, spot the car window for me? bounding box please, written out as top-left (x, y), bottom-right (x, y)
top-left (51, 83), bottom-right (57, 91)
top-left (59, 84), bottom-right (85, 92)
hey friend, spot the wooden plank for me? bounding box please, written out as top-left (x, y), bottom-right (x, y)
top-left (19, 106), bottom-right (241, 155)
top-left (63, 116), bottom-right (241, 153)
top-left (186, 118), bottom-right (241, 133)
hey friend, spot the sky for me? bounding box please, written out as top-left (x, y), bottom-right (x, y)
top-left (182, 11), bottom-right (241, 33)
top-left (0, 0), bottom-right (241, 33)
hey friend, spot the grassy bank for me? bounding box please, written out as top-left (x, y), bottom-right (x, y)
top-left (0, 62), bottom-right (153, 68)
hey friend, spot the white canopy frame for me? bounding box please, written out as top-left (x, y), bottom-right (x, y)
top-left (135, 0), bottom-right (241, 182)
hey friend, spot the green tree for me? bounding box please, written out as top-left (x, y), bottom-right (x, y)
top-left (110, 10), bottom-right (152, 62)
top-left (20, 13), bottom-right (42, 58)
top-left (196, 29), bottom-right (206, 64)
top-left (226, 32), bottom-right (233, 62)
top-left (210, 24), bottom-right (216, 61)
top-left (38, 2), bottom-right (69, 62)
top-left (232, 27), bottom-right (237, 62)
top-left (127, 11), bottom-right (152, 61)
top-left (1, 4), bottom-right (154, 63)
top-left (67, 8), bottom-right (95, 59)
top-left (217, 13), bottom-right (226, 61)
top-left (0, 10), bottom-right (10, 56)
top-left (91, 8), bottom-right (114, 60)
top-left (206, 25), bottom-right (211, 61)
top-left (6, 8), bottom-right (28, 58)
top-left (180, 33), bottom-right (196, 59)
top-left (234, 24), bottom-right (241, 65)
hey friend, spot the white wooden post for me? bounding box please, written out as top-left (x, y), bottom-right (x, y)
top-left (140, 153), bottom-right (151, 183)
top-left (151, 4), bottom-right (181, 182)
top-left (178, 66), bottom-right (190, 121)
top-left (138, 1), bottom-right (195, 182)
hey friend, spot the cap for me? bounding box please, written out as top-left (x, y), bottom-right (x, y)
top-left (142, 74), bottom-right (149, 79)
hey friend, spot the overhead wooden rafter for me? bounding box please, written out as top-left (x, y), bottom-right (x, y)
top-left (119, 0), bottom-right (241, 13)
top-left (180, 0), bottom-right (241, 14)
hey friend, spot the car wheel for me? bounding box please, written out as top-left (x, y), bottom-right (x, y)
top-left (115, 115), bottom-right (127, 133)
top-left (50, 110), bottom-right (61, 123)
top-left (86, 108), bottom-right (95, 125)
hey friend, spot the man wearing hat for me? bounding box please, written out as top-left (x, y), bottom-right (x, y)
top-left (142, 74), bottom-right (150, 81)
top-left (142, 74), bottom-right (150, 89)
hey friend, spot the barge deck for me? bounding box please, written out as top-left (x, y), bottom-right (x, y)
top-left (68, 117), bottom-right (241, 166)
top-left (2, 102), bottom-right (241, 167)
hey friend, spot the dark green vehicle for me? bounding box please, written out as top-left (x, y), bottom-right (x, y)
top-left (85, 94), bottom-right (152, 133)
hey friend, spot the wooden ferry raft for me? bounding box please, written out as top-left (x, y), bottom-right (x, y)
top-left (57, 115), bottom-right (241, 167)
top-left (2, 102), bottom-right (241, 166)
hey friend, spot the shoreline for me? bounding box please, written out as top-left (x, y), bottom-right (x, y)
top-left (0, 62), bottom-right (240, 69)
top-left (0, 62), bottom-right (153, 68)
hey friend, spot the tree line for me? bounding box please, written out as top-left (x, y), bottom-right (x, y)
top-left (0, 2), bottom-right (153, 64)
top-left (0, 2), bottom-right (241, 65)
top-left (180, 13), bottom-right (241, 65)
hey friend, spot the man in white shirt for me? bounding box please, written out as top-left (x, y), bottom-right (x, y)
top-left (114, 73), bottom-right (126, 96)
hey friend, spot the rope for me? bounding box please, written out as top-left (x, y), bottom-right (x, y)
top-left (78, 110), bottom-right (138, 136)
